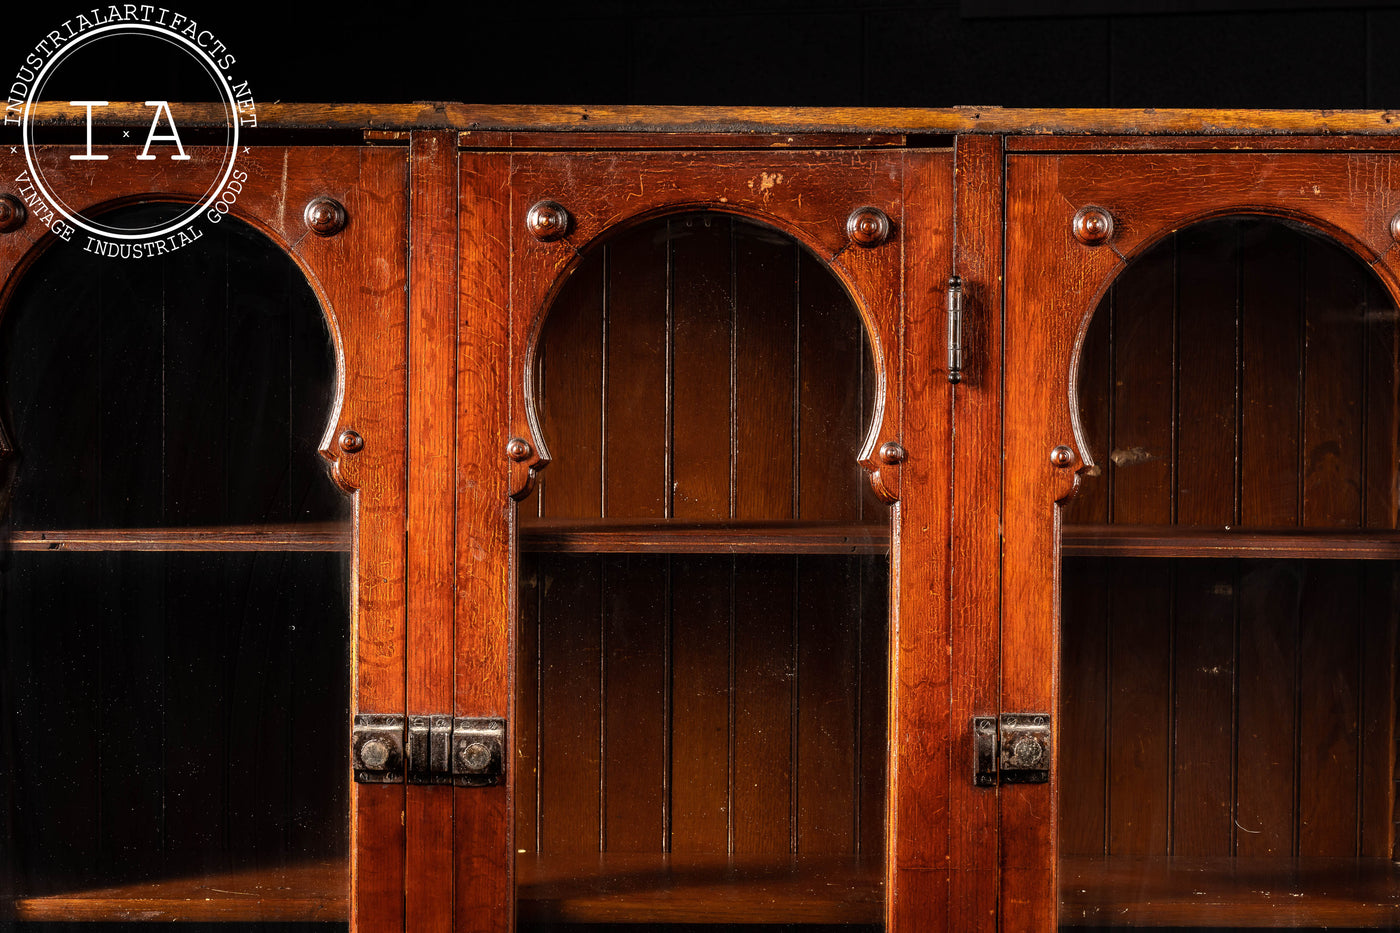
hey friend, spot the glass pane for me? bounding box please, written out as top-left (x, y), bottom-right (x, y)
top-left (1, 204), bottom-right (351, 927)
top-left (1059, 217), bottom-right (1400, 930)
top-left (516, 214), bottom-right (889, 930)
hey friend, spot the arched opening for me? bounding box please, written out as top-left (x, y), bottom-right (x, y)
top-left (1060, 216), bottom-right (1400, 929)
top-left (0, 203), bottom-right (351, 925)
top-left (515, 212), bottom-right (889, 929)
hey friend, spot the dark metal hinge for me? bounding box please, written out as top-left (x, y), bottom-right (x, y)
top-left (947, 274), bottom-right (964, 384)
top-left (972, 713), bottom-right (1051, 787)
top-left (352, 714), bottom-right (505, 786)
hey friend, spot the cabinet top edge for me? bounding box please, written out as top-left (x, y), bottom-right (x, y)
top-left (12, 102), bottom-right (1400, 136)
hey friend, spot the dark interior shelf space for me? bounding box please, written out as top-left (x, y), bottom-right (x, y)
top-left (518, 519), bottom-right (890, 555)
top-left (1060, 856), bottom-right (1400, 928)
top-left (5, 859), bottom-right (348, 923)
top-left (516, 853), bottom-right (884, 925)
top-left (6, 522), bottom-right (352, 552)
top-left (1062, 525), bottom-right (1400, 560)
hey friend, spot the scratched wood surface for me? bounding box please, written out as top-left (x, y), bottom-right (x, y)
top-left (407, 130), bottom-right (457, 933)
top-left (25, 101), bottom-right (1400, 137)
top-left (457, 149), bottom-right (514, 933)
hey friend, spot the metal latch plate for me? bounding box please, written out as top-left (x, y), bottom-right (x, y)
top-left (999, 713), bottom-right (1051, 784)
top-left (353, 713), bottom-right (405, 784)
top-left (353, 714), bottom-right (506, 786)
top-left (972, 713), bottom-right (1051, 786)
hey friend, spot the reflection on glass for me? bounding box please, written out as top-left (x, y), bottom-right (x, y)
top-left (1060, 218), bottom-right (1400, 930)
top-left (516, 214), bottom-right (889, 930)
top-left (0, 205), bottom-right (351, 926)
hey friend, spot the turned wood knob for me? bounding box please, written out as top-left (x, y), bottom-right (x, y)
top-left (526, 200), bottom-right (570, 241)
top-left (0, 194), bottom-right (26, 233)
top-left (1389, 211), bottom-right (1400, 243)
top-left (1072, 206), bottom-right (1114, 246)
top-left (338, 429), bottom-right (365, 453)
top-left (305, 197), bottom-right (348, 237)
top-left (1050, 445), bottom-right (1076, 468)
top-left (878, 441), bottom-right (907, 465)
top-left (847, 207), bottom-right (891, 248)
top-left (506, 437), bottom-right (533, 461)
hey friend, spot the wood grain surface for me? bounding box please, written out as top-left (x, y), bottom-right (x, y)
top-left (21, 101), bottom-right (1400, 136)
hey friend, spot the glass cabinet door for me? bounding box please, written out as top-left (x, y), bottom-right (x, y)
top-left (475, 145), bottom-right (945, 931)
top-left (1005, 149), bottom-right (1400, 931)
top-left (515, 211), bottom-right (889, 930)
top-left (1060, 215), bottom-right (1400, 930)
top-left (0, 138), bottom-right (409, 932)
top-left (0, 203), bottom-right (351, 929)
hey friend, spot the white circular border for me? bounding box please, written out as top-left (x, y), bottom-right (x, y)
top-left (20, 21), bottom-right (240, 241)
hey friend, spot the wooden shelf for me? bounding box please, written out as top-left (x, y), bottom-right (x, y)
top-left (7, 522), bottom-right (351, 552)
top-left (6, 859), bottom-right (347, 922)
top-left (519, 519), bottom-right (890, 555)
top-left (1063, 525), bottom-right (1400, 560)
top-left (1061, 856), bottom-right (1400, 928)
top-left (516, 853), bottom-right (883, 924)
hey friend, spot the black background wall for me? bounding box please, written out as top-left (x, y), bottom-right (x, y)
top-left (4, 1), bottom-right (1400, 111)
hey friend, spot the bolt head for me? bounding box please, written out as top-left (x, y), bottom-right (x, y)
top-left (458, 741), bottom-right (492, 773)
top-left (360, 738), bottom-right (390, 770)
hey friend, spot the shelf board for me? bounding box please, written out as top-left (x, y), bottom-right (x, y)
top-left (7, 859), bottom-right (347, 922)
top-left (519, 519), bottom-right (890, 555)
top-left (7, 522), bottom-right (351, 552)
top-left (1061, 856), bottom-right (1400, 928)
top-left (1063, 525), bottom-right (1400, 560)
top-left (516, 853), bottom-right (883, 924)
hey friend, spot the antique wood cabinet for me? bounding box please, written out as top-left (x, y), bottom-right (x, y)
top-left (3, 106), bottom-right (1400, 933)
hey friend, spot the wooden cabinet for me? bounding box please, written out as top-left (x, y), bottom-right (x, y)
top-left (4, 107), bottom-right (1400, 932)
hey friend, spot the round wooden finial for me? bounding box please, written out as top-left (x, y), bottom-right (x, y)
top-left (505, 437), bottom-right (533, 462)
top-left (1072, 206), bottom-right (1114, 246)
top-left (847, 207), bottom-right (891, 248)
top-left (338, 429), bottom-right (365, 453)
top-left (0, 194), bottom-right (26, 233)
top-left (878, 441), bottom-right (907, 465)
top-left (526, 200), bottom-right (570, 241)
top-left (305, 197), bottom-right (348, 237)
top-left (1050, 445), bottom-right (1076, 468)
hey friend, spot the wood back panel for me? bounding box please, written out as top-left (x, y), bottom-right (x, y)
top-left (518, 553), bottom-right (888, 860)
top-left (524, 214), bottom-right (877, 526)
top-left (1064, 217), bottom-right (1399, 532)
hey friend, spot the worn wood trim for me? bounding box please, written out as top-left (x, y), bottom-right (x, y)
top-left (951, 134), bottom-right (1004, 932)
top-left (1007, 135), bottom-right (1400, 152)
top-left (886, 149), bottom-right (954, 929)
top-left (15, 102), bottom-right (1400, 136)
top-left (456, 150), bottom-right (514, 933)
top-left (406, 129), bottom-right (458, 933)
